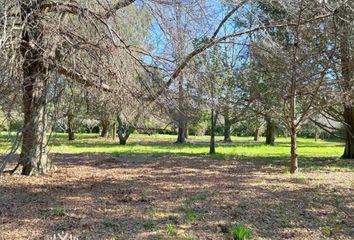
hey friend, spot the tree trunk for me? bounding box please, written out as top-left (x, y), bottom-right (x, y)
top-left (112, 122), bottom-right (117, 140)
top-left (223, 112), bottom-right (232, 143)
top-left (314, 127), bottom-right (319, 142)
top-left (176, 121), bottom-right (186, 144)
top-left (339, 18), bottom-right (354, 159)
top-left (117, 115), bottom-right (134, 145)
top-left (67, 112), bottom-right (75, 141)
top-left (265, 119), bottom-right (276, 145)
top-left (18, 0), bottom-right (54, 176)
top-left (254, 128), bottom-right (260, 141)
top-left (184, 121), bottom-right (189, 139)
top-left (342, 106), bottom-right (354, 159)
top-left (290, 129), bottom-right (298, 174)
top-left (100, 118), bottom-right (110, 138)
top-left (209, 109), bottom-right (217, 154)
top-left (119, 137), bottom-right (127, 145)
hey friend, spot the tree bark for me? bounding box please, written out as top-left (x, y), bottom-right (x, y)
top-left (339, 18), bottom-right (354, 159)
top-left (100, 118), bottom-right (110, 138)
top-left (176, 121), bottom-right (186, 144)
top-left (67, 111), bottom-right (75, 141)
top-left (254, 128), bottom-right (260, 141)
top-left (290, 129), bottom-right (298, 174)
top-left (117, 115), bottom-right (134, 145)
top-left (223, 112), bottom-right (232, 143)
top-left (265, 118), bottom-right (276, 145)
top-left (314, 127), bottom-right (319, 142)
top-left (184, 121), bottom-right (189, 139)
top-left (342, 106), bottom-right (354, 159)
top-left (210, 109), bottom-right (218, 154)
top-left (112, 122), bottom-right (117, 140)
top-left (18, 0), bottom-right (54, 176)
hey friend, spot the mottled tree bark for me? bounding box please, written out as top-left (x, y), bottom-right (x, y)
top-left (100, 118), bottom-right (110, 138)
top-left (339, 19), bottom-right (354, 159)
top-left (67, 111), bottom-right (75, 141)
top-left (117, 115), bottom-right (134, 145)
top-left (265, 118), bottom-right (276, 145)
top-left (342, 106), bottom-right (354, 159)
top-left (112, 122), bottom-right (117, 140)
top-left (18, 0), bottom-right (54, 175)
top-left (290, 129), bottom-right (298, 173)
top-left (176, 121), bottom-right (186, 144)
top-left (210, 109), bottom-right (218, 154)
top-left (254, 128), bottom-right (260, 141)
top-left (223, 111), bottom-right (232, 143)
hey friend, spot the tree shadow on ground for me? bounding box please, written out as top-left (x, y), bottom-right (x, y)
top-left (1, 153), bottom-right (353, 239)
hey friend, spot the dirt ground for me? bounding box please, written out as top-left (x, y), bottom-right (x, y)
top-left (0, 154), bottom-right (353, 240)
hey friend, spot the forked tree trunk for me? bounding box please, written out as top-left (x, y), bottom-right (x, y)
top-left (18, 0), bottom-right (54, 176)
top-left (100, 118), bottom-right (110, 138)
top-left (117, 115), bottom-right (134, 145)
top-left (265, 119), bottom-right (276, 145)
top-left (67, 112), bottom-right (75, 141)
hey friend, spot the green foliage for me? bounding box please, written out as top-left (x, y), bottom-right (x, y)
top-left (166, 224), bottom-right (177, 236)
top-left (182, 208), bottom-right (198, 223)
top-left (148, 208), bottom-right (162, 218)
top-left (229, 224), bottom-right (253, 240)
top-left (143, 220), bottom-right (158, 230)
top-left (47, 206), bottom-right (66, 217)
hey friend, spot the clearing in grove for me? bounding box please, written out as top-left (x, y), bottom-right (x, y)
top-left (0, 133), bottom-right (353, 239)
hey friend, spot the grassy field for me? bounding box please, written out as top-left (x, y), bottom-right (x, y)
top-left (1, 132), bottom-right (353, 239)
top-left (0, 132), bottom-right (350, 171)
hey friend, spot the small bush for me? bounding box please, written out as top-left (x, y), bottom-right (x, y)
top-left (183, 209), bottom-right (198, 223)
top-left (143, 220), bottom-right (158, 230)
top-left (166, 224), bottom-right (177, 236)
top-left (229, 224), bottom-right (253, 240)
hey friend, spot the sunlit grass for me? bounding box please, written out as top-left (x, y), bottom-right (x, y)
top-left (0, 132), bottom-right (344, 158)
top-left (1, 132), bottom-right (351, 170)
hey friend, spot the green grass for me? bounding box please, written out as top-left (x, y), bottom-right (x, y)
top-left (1, 132), bottom-right (352, 170)
top-left (229, 224), bottom-right (253, 240)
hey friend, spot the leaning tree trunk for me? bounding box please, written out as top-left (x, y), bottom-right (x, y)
top-left (265, 119), bottom-right (276, 145)
top-left (18, 0), bottom-right (54, 176)
top-left (100, 118), bottom-right (110, 138)
top-left (223, 112), bottom-right (232, 143)
top-left (67, 111), bottom-right (75, 141)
